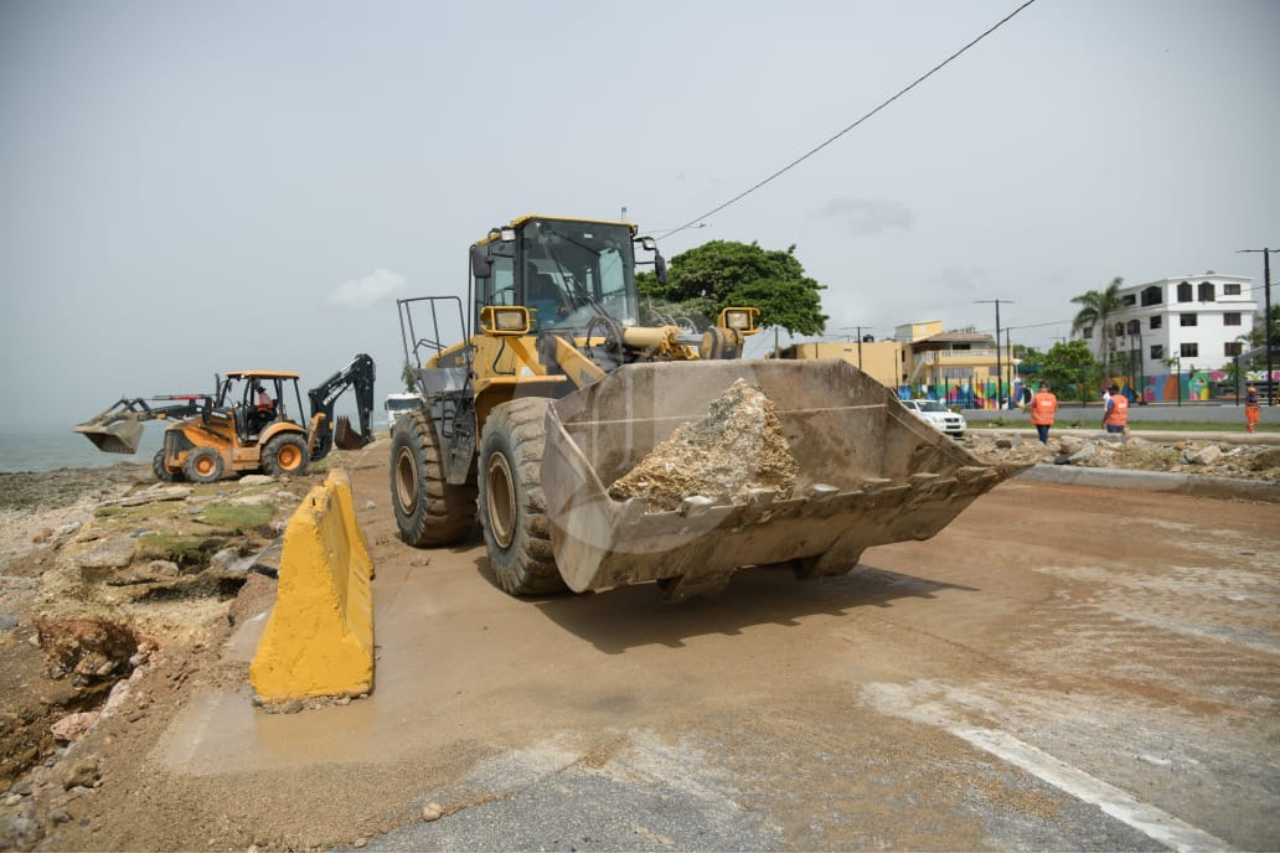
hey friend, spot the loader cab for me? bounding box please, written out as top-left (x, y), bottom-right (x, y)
top-left (471, 216), bottom-right (658, 335)
top-left (219, 371), bottom-right (305, 440)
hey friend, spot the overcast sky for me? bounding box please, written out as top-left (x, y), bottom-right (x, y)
top-left (2, 0), bottom-right (1277, 428)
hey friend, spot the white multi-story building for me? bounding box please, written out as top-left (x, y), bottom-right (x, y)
top-left (1079, 273), bottom-right (1257, 374)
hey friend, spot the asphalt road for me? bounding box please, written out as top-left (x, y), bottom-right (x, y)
top-left (146, 445), bottom-right (1278, 852)
top-left (324, 454), bottom-right (1277, 852)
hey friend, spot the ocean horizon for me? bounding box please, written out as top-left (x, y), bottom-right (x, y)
top-left (0, 413), bottom-right (387, 474)
top-left (0, 423), bottom-right (167, 473)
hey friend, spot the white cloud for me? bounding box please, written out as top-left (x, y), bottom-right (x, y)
top-left (328, 268), bottom-right (408, 309)
top-left (817, 197), bottom-right (915, 236)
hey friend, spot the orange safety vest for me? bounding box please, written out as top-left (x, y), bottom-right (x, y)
top-left (1030, 391), bottom-right (1058, 425)
top-left (1104, 394), bottom-right (1129, 426)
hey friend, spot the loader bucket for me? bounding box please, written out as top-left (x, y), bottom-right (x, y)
top-left (73, 419), bottom-right (144, 455)
top-left (541, 359), bottom-right (1029, 600)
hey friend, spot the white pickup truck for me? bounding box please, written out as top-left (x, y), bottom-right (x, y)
top-left (384, 392), bottom-right (425, 436)
top-left (900, 399), bottom-right (967, 438)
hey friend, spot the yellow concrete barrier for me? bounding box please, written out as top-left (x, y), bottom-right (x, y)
top-left (250, 469), bottom-right (374, 703)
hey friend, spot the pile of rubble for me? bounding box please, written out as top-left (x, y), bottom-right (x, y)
top-left (966, 432), bottom-right (1280, 484)
top-left (609, 379), bottom-right (799, 511)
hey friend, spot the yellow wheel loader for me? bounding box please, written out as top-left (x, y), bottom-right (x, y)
top-left (75, 354), bottom-right (377, 483)
top-left (392, 215), bottom-right (1025, 601)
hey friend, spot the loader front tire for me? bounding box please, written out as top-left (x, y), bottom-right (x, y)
top-left (183, 447), bottom-right (224, 484)
top-left (261, 434), bottom-right (309, 477)
top-left (153, 449), bottom-right (182, 483)
top-left (392, 411), bottom-right (477, 547)
top-left (478, 398), bottom-right (568, 596)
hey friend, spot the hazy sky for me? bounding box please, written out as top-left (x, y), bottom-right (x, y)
top-left (2, 0), bottom-right (1277, 428)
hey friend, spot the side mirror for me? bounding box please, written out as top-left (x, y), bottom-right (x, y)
top-left (470, 244), bottom-right (492, 279)
top-left (655, 253), bottom-right (667, 285)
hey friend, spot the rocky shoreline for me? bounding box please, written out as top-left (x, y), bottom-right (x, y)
top-left (0, 459), bottom-right (326, 851)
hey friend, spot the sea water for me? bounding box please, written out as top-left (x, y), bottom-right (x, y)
top-left (0, 411), bottom-right (387, 473)
top-left (0, 424), bottom-right (166, 473)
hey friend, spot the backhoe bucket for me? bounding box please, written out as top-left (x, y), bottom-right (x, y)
top-left (541, 359), bottom-right (1028, 600)
top-left (73, 419), bottom-right (144, 455)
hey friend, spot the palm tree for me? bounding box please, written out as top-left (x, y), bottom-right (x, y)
top-left (1071, 277), bottom-right (1125, 367)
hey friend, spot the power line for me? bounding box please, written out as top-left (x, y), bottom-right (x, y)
top-left (658, 0), bottom-right (1040, 240)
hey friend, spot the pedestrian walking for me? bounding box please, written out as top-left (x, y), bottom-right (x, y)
top-left (1029, 382), bottom-right (1058, 444)
top-left (1102, 382), bottom-right (1129, 443)
top-left (1245, 385), bottom-right (1260, 434)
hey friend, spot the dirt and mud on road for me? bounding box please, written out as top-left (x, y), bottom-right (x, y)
top-left (0, 432), bottom-right (1277, 851)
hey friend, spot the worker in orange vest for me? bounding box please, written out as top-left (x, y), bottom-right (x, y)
top-left (1245, 385), bottom-right (1260, 434)
top-left (1029, 382), bottom-right (1058, 444)
top-left (1102, 382), bottom-right (1129, 442)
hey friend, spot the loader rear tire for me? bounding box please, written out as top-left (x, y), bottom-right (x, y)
top-left (392, 411), bottom-right (477, 547)
top-left (478, 398), bottom-right (568, 596)
top-left (261, 433), bottom-right (309, 477)
top-left (183, 447), bottom-right (224, 484)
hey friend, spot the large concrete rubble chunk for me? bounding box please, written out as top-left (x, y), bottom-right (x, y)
top-left (608, 379), bottom-right (798, 511)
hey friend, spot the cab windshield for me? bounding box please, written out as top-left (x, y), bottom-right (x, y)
top-left (385, 397), bottom-right (421, 412)
top-left (918, 400), bottom-right (950, 413)
top-left (520, 219), bottom-right (637, 331)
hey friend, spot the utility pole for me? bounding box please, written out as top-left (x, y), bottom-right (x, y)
top-left (976, 299), bottom-right (1013, 409)
top-left (839, 326), bottom-right (872, 370)
top-left (1237, 248), bottom-right (1278, 405)
top-left (1005, 327), bottom-right (1014, 403)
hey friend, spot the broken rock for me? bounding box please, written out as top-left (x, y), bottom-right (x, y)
top-left (74, 537), bottom-right (137, 570)
top-left (608, 379), bottom-right (798, 512)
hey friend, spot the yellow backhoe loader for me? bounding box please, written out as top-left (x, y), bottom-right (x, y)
top-left (392, 215), bottom-right (1025, 601)
top-left (75, 354), bottom-right (376, 483)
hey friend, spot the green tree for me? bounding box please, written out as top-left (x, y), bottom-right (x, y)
top-left (402, 361), bottom-right (418, 392)
top-left (1015, 346), bottom-right (1046, 379)
top-left (1041, 339), bottom-right (1101, 404)
top-left (1071, 277), bottom-right (1125, 368)
top-left (637, 240), bottom-right (828, 336)
top-left (1237, 304), bottom-right (1280, 356)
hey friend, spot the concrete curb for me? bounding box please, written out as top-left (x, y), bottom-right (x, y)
top-left (1015, 464), bottom-right (1280, 504)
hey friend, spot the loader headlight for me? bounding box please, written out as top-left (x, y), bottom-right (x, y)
top-left (719, 307), bottom-right (760, 335)
top-left (480, 306), bottom-right (531, 336)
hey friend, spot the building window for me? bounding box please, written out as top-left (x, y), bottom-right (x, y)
top-left (1225, 342), bottom-right (1243, 357)
top-left (1122, 294), bottom-right (1136, 306)
top-left (1081, 326), bottom-right (1093, 340)
top-left (1150, 315), bottom-right (1163, 330)
top-left (1113, 321), bottom-right (1125, 338)
top-left (1180, 313), bottom-right (1198, 327)
top-left (1198, 281), bottom-right (1215, 302)
top-left (1126, 319), bottom-right (1140, 334)
top-left (1151, 344), bottom-right (1164, 360)
top-left (1225, 283), bottom-right (1241, 296)
top-left (1177, 281), bottom-right (1192, 302)
top-left (1180, 342), bottom-right (1198, 358)
top-left (1224, 312), bottom-right (1241, 326)
top-left (1141, 286), bottom-right (1163, 306)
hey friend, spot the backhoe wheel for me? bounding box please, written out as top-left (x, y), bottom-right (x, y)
top-left (392, 411), bottom-right (477, 547)
top-left (478, 398), bottom-right (568, 596)
top-left (262, 433), bottom-right (309, 477)
top-left (153, 449), bottom-right (183, 483)
top-left (183, 446), bottom-right (224, 484)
